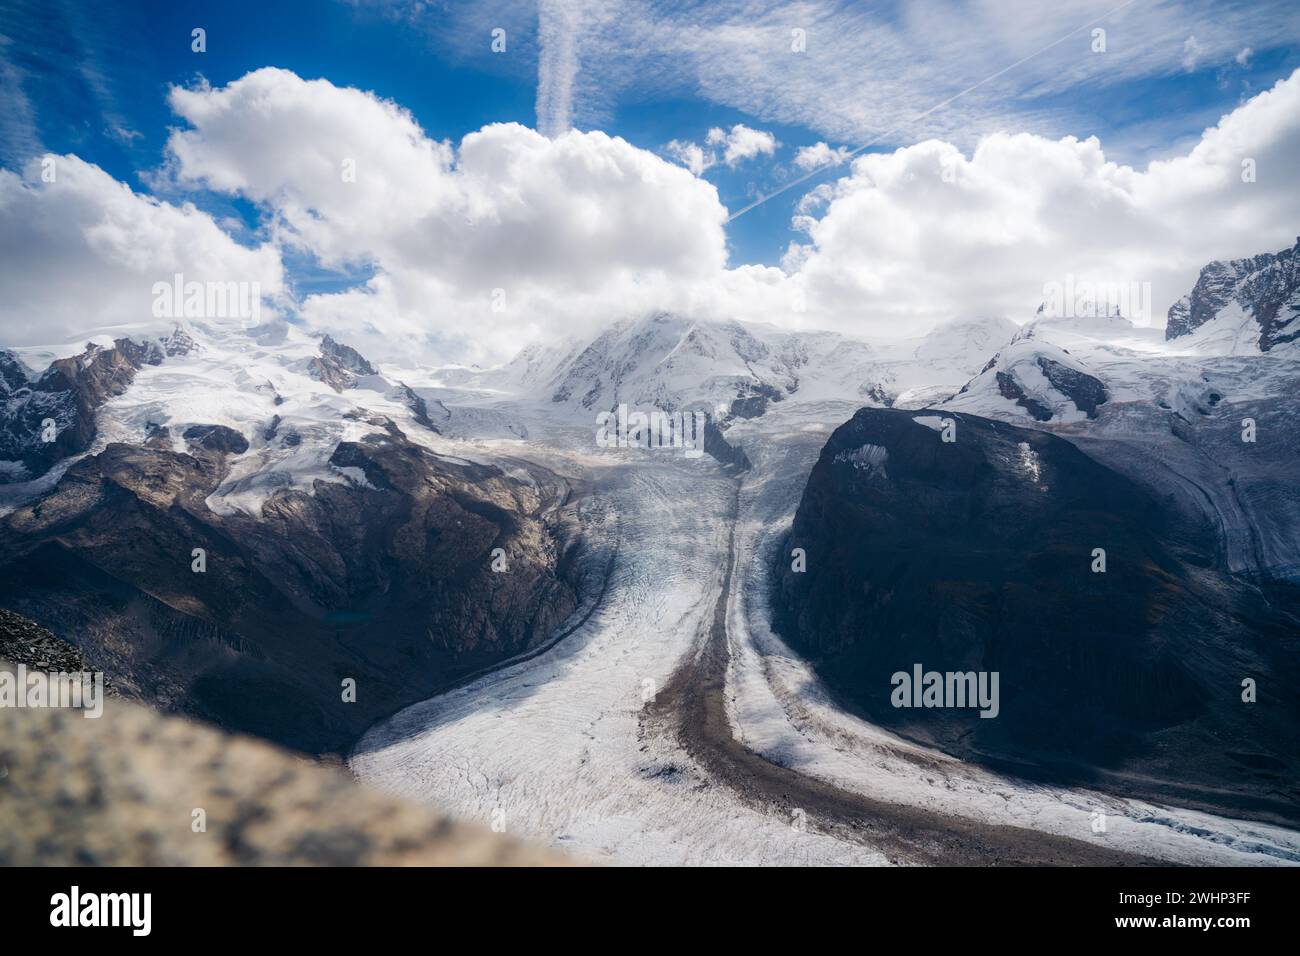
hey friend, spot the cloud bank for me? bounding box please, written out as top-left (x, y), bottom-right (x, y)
top-left (0, 155), bottom-right (283, 348)
top-left (3, 65), bottom-right (1299, 364)
top-left (166, 68), bottom-right (727, 362)
top-left (786, 68), bottom-right (1300, 333)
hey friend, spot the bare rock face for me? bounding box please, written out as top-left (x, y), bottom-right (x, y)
top-left (305, 336), bottom-right (438, 433)
top-left (772, 407), bottom-right (1300, 824)
top-left (161, 325), bottom-right (200, 357)
top-left (398, 382), bottom-right (437, 431)
top-left (861, 382), bottom-right (895, 407)
top-left (1166, 237), bottom-right (1300, 349)
top-left (308, 334), bottom-right (379, 392)
top-left (702, 418), bottom-right (752, 473)
top-left (182, 423), bottom-right (251, 455)
top-left (0, 338), bottom-right (160, 482)
top-left (0, 662), bottom-right (572, 866)
top-left (993, 357), bottom-right (1107, 421)
top-left (1035, 356), bottom-right (1107, 417)
top-left (0, 608), bottom-right (92, 673)
top-left (995, 370), bottom-right (1054, 421)
top-left (0, 417), bottom-right (581, 755)
top-left (726, 381), bottom-right (784, 419)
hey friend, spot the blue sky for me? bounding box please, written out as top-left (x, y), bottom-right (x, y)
top-left (5, 0), bottom-right (1297, 269)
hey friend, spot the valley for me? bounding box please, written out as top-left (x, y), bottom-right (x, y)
top-left (3, 241), bottom-right (1300, 865)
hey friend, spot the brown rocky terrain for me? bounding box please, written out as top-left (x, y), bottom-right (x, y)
top-left (0, 413), bottom-right (583, 754)
top-left (0, 337), bottom-right (165, 482)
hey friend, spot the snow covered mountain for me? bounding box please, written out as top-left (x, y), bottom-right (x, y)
top-left (941, 246), bottom-right (1300, 430)
top-left (933, 256), bottom-right (1300, 586)
top-left (0, 332), bottom-right (194, 484)
top-left (2, 236), bottom-right (1298, 813)
top-left (949, 339), bottom-right (1110, 423)
top-left (766, 243), bottom-right (1300, 825)
top-left (343, 248), bottom-right (1300, 860)
top-left (524, 311), bottom-right (879, 416)
top-left (1166, 236), bottom-right (1300, 352)
top-left (428, 311), bottom-right (1018, 425)
top-left (0, 320), bottom-right (440, 508)
top-left (5, 235), bottom-right (1297, 545)
top-left (0, 320), bottom-right (585, 752)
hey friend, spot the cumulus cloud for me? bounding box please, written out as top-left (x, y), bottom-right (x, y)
top-left (165, 68), bottom-right (729, 362)
top-left (8, 64), bottom-right (1300, 365)
top-left (665, 139), bottom-right (712, 176)
top-left (666, 123), bottom-right (778, 176)
top-left (793, 141), bottom-right (853, 170)
top-left (707, 124), bottom-right (778, 165)
top-left (0, 154), bottom-right (284, 348)
top-left (781, 69), bottom-right (1300, 336)
top-left (165, 70), bottom-right (457, 271)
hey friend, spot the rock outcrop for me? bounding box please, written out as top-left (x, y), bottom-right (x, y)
top-left (772, 407), bottom-right (1300, 823)
top-left (0, 338), bottom-right (161, 482)
top-left (308, 334), bottom-right (378, 391)
top-left (0, 416), bottom-right (581, 755)
top-left (1166, 237), bottom-right (1300, 350)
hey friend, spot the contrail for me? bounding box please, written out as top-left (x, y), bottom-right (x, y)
top-left (727, 0), bottom-right (1143, 222)
top-left (536, 0), bottom-right (584, 137)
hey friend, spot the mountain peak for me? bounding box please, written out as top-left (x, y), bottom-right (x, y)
top-left (310, 335), bottom-right (379, 391)
top-left (1166, 238), bottom-right (1300, 350)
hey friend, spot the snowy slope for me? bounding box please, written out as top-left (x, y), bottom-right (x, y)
top-left (353, 392), bottom-right (1300, 865)
top-left (351, 449), bottom-right (888, 866)
top-left (420, 311), bottom-right (1015, 427)
top-left (947, 338), bottom-right (1109, 423)
top-left (0, 319), bottom-right (449, 516)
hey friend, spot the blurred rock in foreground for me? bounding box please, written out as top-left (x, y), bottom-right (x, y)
top-left (0, 667), bottom-right (573, 866)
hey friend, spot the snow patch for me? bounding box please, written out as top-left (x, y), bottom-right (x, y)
top-left (834, 443), bottom-right (889, 478)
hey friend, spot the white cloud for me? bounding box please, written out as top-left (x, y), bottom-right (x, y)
top-left (9, 64), bottom-right (1299, 367)
top-left (164, 68), bottom-right (729, 363)
top-left (666, 123), bottom-right (777, 176)
top-left (779, 69), bottom-right (1300, 336)
top-left (708, 123), bottom-right (778, 165)
top-left (165, 69), bottom-right (458, 272)
top-left (422, 0), bottom-right (1300, 154)
top-left (665, 139), bottom-right (712, 176)
top-left (0, 154), bottom-right (284, 348)
top-left (794, 141), bottom-right (853, 170)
